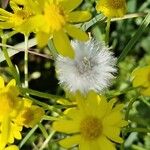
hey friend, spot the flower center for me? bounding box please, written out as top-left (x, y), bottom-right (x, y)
top-left (11, 9), bottom-right (33, 26)
top-left (76, 57), bottom-right (93, 74)
top-left (22, 108), bottom-right (34, 126)
top-left (44, 3), bottom-right (66, 32)
top-left (109, 0), bottom-right (125, 9)
top-left (80, 116), bottom-right (102, 140)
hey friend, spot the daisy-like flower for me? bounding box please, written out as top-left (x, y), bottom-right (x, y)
top-left (96, 0), bottom-right (126, 18)
top-left (15, 98), bottom-right (45, 128)
top-left (55, 39), bottom-right (117, 94)
top-left (53, 91), bottom-right (128, 150)
top-left (36, 0), bottom-right (91, 58)
top-left (0, 76), bottom-right (44, 148)
top-left (131, 66), bottom-right (150, 96)
top-left (0, 0), bottom-right (43, 35)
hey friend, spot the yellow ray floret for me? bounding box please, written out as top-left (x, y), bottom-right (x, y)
top-left (131, 66), bottom-right (150, 96)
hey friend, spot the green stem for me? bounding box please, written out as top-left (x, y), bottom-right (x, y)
top-left (125, 98), bottom-right (138, 120)
top-left (120, 97), bottom-right (138, 150)
top-left (19, 124), bottom-right (38, 148)
top-left (105, 17), bottom-right (111, 45)
top-left (1, 32), bottom-right (20, 84)
top-left (39, 130), bottom-right (56, 150)
top-left (24, 35), bottom-right (29, 88)
top-left (107, 86), bottom-right (138, 99)
top-left (25, 95), bottom-right (53, 110)
top-left (132, 145), bottom-right (146, 150)
top-left (38, 123), bottom-right (49, 138)
top-left (20, 87), bottom-right (61, 100)
top-left (125, 127), bottom-right (150, 133)
top-left (43, 115), bottom-right (58, 121)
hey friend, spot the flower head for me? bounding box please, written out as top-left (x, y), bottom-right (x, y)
top-left (131, 66), bottom-right (150, 96)
top-left (53, 91), bottom-right (128, 150)
top-left (55, 39), bottom-right (117, 94)
top-left (0, 0), bottom-right (43, 35)
top-left (15, 98), bottom-right (45, 128)
top-left (36, 0), bottom-right (91, 58)
top-left (96, 0), bottom-right (126, 18)
top-left (0, 76), bottom-right (44, 148)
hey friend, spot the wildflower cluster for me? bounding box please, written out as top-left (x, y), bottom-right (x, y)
top-left (0, 76), bottom-right (44, 149)
top-left (0, 0), bottom-right (91, 57)
top-left (0, 0), bottom-right (150, 149)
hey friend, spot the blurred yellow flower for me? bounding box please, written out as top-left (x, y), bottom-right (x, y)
top-left (36, 0), bottom-right (91, 58)
top-left (0, 0), bottom-right (43, 35)
top-left (53, 91), bottom-right (128, 150)
top-left (96, 0), bottom-right (126, 18)
top-left (131, 66), bottom-right (150, 96)
top-left (0, 0), bottom-right (91, 58)
top-left (0, 76), bottom-right (23, 149)
top-left (0, 76), bottom-right (44, 148)
top-left (15, 98), bottom-right (45, 128)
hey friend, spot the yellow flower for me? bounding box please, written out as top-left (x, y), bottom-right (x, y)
top-left (131, 66), bottom-right (150, 96)
top-left (0, 76), bottom-right (20, 120)
top-left (15, 98), bottom-right (45, 128)
top-left (96, 0), bottom-right (126, 18)
top-left (0, 0), bottom-right (43, 35)
top-left (0, 0), bottom-right (91, 58)
top-left (0, 76), bottom-right (24, 148)
top-left (36, 0), bottom-right (91, 58)
top-left (53, 91), bottom-right (128, 150)
top-left (0, 76), bottom-right (45, 147)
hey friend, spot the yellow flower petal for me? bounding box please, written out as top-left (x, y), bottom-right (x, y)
top-left (0, 22), bottom-right (13, 29)
top-left (36, 32), bottom-right (50, 48)
top-left (8, 122), bottom-right (22, 143)
top-left (53, 120), bottom-right (79, 134)
top-left (61, 0), bottom-right (83, 12)
top-left (103, 111), bottom-right (123, 126)
top-left (7, 79), bottom-right (16, 87)
top-left (0, 76), bottom-right (4, 88)
top-left (4, 145), bottom-right (19, 150)
top-left (53, 30), bottom-right (74, 58)
top-left (103, 126), bottom-right (123, 143)
top-left (59, 135), bottom-right (80, 148)
top-left (0, 116), bottom-right (10, 149)
top-left (131, 66), bottom-right (150, 87)
top-left (0, 8), bottom-right (12, 17)
top-left (79, 140), bottom-right (101, 150)
top-left (140, 87), bottom-right (150, 96)
top-left (79, 140), bottom-right (91, 150)
top-left (66, 24), bottom-right (89, 41)
top-left (68, 11), bottom-right (91, 23)
top-left (98, 136), bottom-right (116, 150)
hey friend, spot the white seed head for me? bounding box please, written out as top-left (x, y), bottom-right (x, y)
top-left (55, 39), bottom-right (117, 94)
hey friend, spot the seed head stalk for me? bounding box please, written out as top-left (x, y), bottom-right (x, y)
top-left (24, 35), bottom-right (29, 88)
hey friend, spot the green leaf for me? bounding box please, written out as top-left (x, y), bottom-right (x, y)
top-left (118, 12), bottom-right (150, 62)
top-left (81, 13), bottom-right (105, 31)
top-left (0, 38), bottom-right (37, 63)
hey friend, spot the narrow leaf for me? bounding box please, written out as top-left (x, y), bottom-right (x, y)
top-left (118, 12), bottom-right (150, 62)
